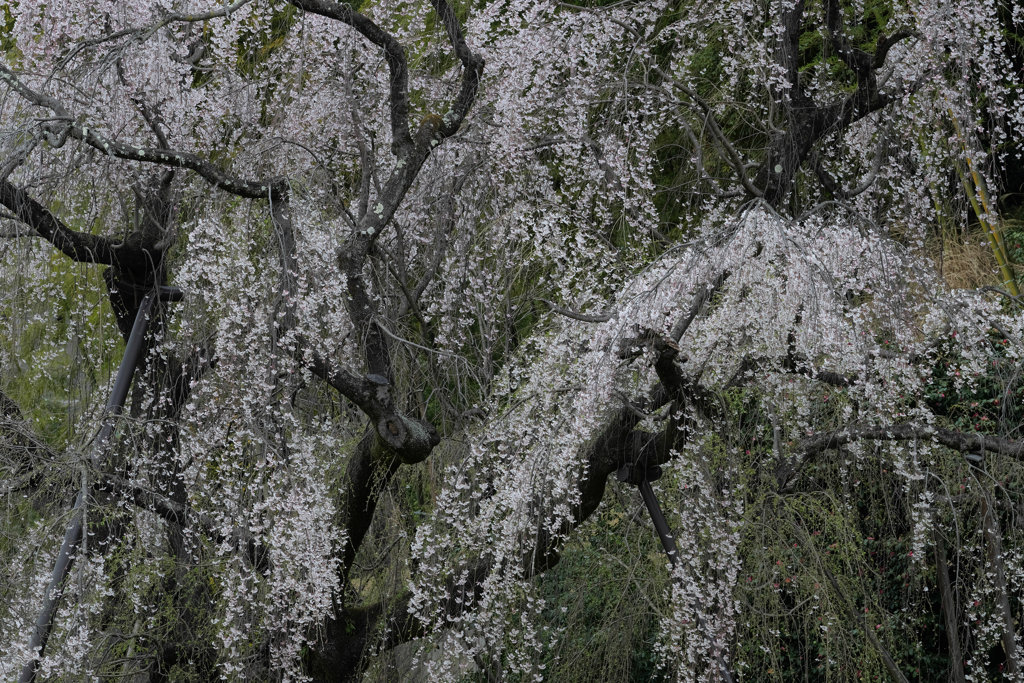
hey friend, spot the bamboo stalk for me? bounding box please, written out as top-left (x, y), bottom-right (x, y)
top-left (958, 172), bottom-right (1018, 294)
top-left (948, 112), bottom-right (1019, 296)
top-left (967, 166), bottom-right (1008, 259)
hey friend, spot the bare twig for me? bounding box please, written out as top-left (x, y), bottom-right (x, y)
top-left (791, 519), bottom-right (910, 683)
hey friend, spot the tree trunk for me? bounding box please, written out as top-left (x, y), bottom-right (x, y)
top-left (980, 493), bottom-right (1019, 676)
top-left (933, 527), bottom-right (966, 683)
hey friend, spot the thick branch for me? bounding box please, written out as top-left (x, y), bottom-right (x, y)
top-left (872, 29), bottom-right (917, 69)
top-left (779, 0), bottom-right (805, 101)
top-left (332, 424), bottom-right (441, 586)
top-left (329, 0), bottom-right (482, 256)
top-left (324, 380), bottom-right (682, 671)
top-left (779, 423), bottom-right (1024, 491)
top-left (288, 0), bottom-right (414, 154)
top-left (749, 0), bottom-right (915, 207)
top-left (336, 429), bottom-right (393, 579)
top-left (0, 64), bottom-right (287, 200)
top-left (311, 0), bottom-right (482, 451)
top-left (0, 180), bottom-right (123, 264)
top-left (100, 474), bottom-right (267, 570)
top-left (310, 558), bottom-right (491, 682)
top-left (537, 298), bottom-right (611, 323)
top-left (824, 0), bottom-right (872, 78)
top-left (300, 339), bottom-right (438, 463)
top-left (933, 528), bottom-right (966, 683)
top-left (980, 493), bottom-right (1020, 675)
top-left (427, 0), bottom-right (485, 138)
top-left (804, 423), bottom-right (1024, 459)
top-left (533, 386), bottom-right (670, 573)
top-left (671, 271), bottom-right (729, 342)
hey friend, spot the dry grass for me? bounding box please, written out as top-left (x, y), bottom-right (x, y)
top-left (927, 226), bottom-right (1008, 291)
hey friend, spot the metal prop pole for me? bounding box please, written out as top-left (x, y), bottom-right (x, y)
top-left (617, 451), bottom-right (735, 683)
top-left (19, 285), bottom-right (182, 683)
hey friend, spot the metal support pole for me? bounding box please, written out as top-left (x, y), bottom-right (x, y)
top-left (618, 455), bottom-right (735, 683)
top-left (637, 479), bottom-right (679, 567)
top-left (19, 285), bottom-right (181, 683)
